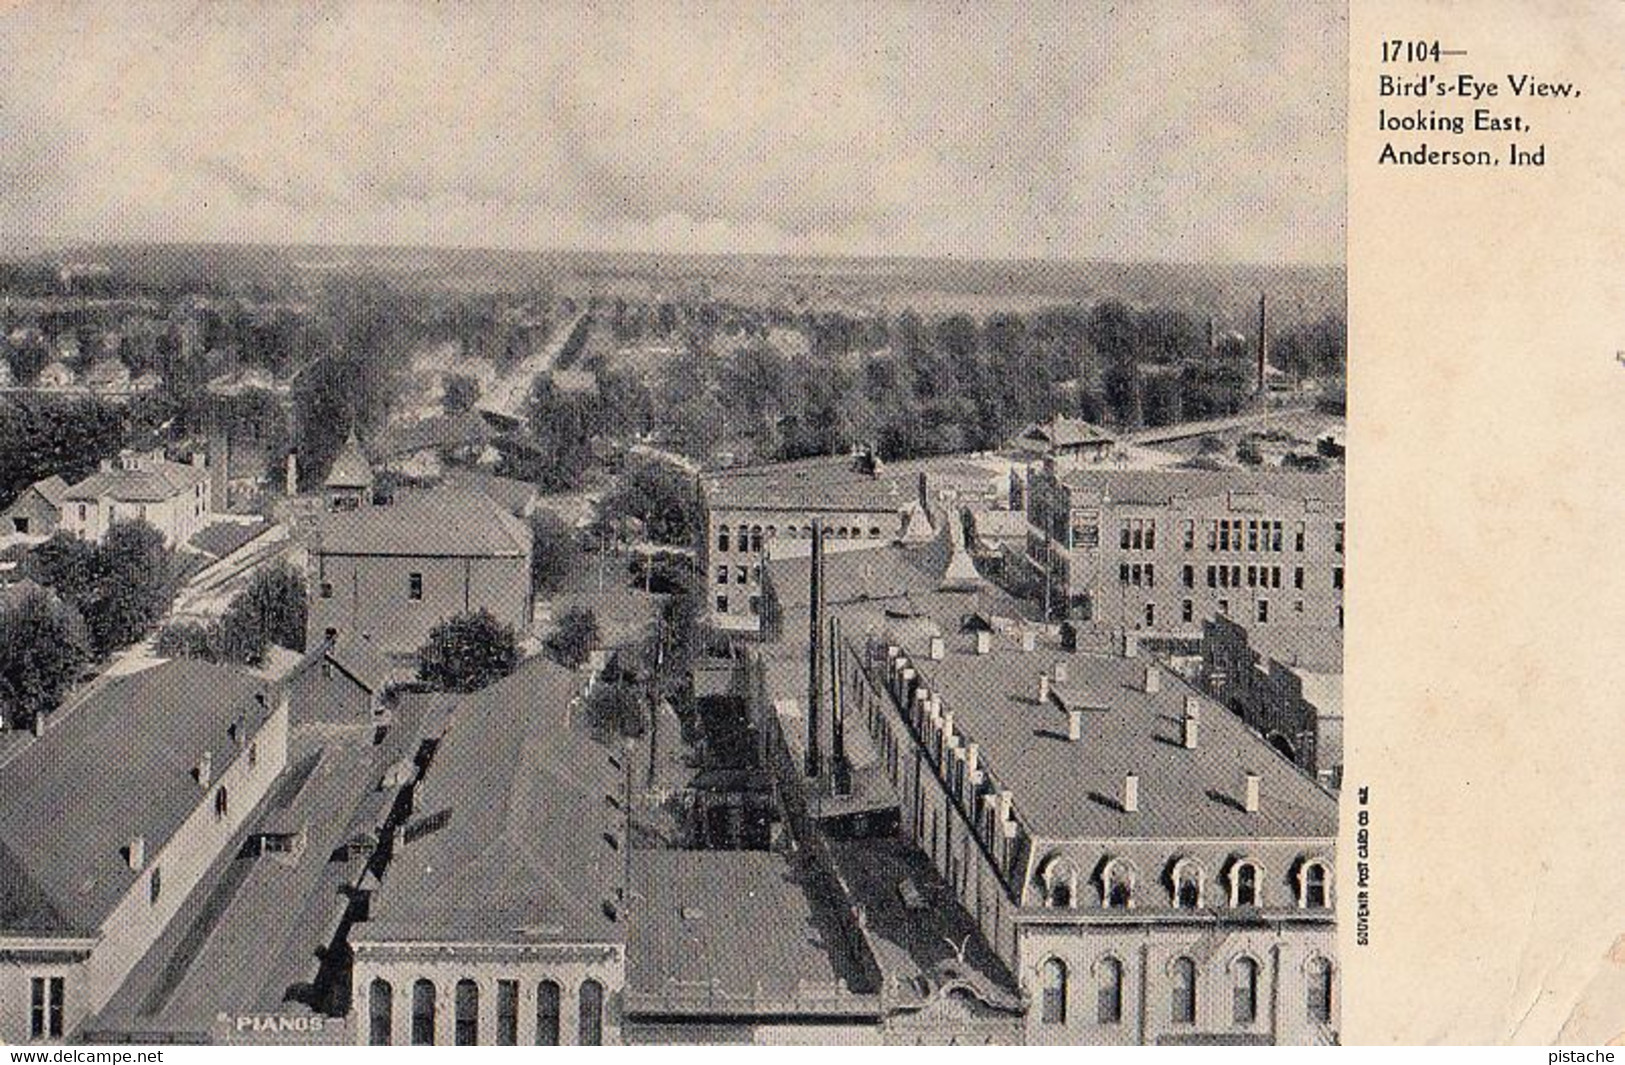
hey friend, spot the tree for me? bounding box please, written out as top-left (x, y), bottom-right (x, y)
top-left (224, 562), bottom-right (308, 655)
top-left (597, 456), bottom-right (698, 547)
top-left (81, 521), bottom-right (176, 657)
top-left (547, 606), bottom-right (600, 669)
top-left (442, 372), bottom-right (481, 415)
top-left (583, 678), bottom-right (646, 742)
top-left (530, 510), bottom-right (580, 598)
top-left (416, 609), bottom-right (519, 693)
top-left (0, 588), bottom-right (90, 730)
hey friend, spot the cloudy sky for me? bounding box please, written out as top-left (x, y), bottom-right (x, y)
top-left (0, 1), bottom-right (1345, 263)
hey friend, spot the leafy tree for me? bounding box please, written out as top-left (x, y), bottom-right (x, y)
top-left (530, 510), bottom-right (580, 598)
top-left (83, 521), bottom-right (177, 656)
top-left (0, 588), bottom-right (90, 730)
top-left (583, 678), bottom-right (647, 742)
top-left (416, 609), bottom-right (519, 693)
top-left (442, 372), bottom-right (481, 415)
top-left (597, 457), bottom-right (698, 547)
top-left (225, 562), bottom-right (308, 654)
top-left (547, 606), bottom-right (600, 669)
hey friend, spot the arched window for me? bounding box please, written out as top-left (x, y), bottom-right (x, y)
top-left (1231, 859), bottom-right (1260, 907)
top-left (750, 526), bottom-right (762, 552)
top-left (717, 527), bottom-right (729, 552)
top-left (1307, 956), bottom-right (1334, 1023)
top-left (786, 525), bottom-right (798, 538)
top-left (1101, 858), bottom-right (1136, 909)
top-left (411, 979), bottom-right (436, 1045)
top-left (1171, 858), bottom-right (1204, 909)
top-left (454, 979), bottom-right (479, 1045)
top-left (1299, 858), bottom-right (1332, 909)
top-left (1095, 956), bottom-right (1124, 1025)
top-left (1170, 957), bottom-right (1197, 1024)
top-left (369, 978), bottom-right (393, 1045)
top-left (736, 525), bottom-right (748, 551)
top-left (535, 980), bottom-right (560, 1046)
top-left (214, 786), bottom-right (229, 821)
top-left (1039, 854), bottom-right (1079, 908)
top-left (1232, 956), bottom-right (1260, 1024)
top-left (869, 526), bottom-right (881, 538)
top-left (1039, 958), bottom-right (1068, 1024)
top-left (579, 979), bottom-right (604, 1045)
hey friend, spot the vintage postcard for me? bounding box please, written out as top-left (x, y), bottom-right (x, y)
top-left (0, 0), bottom-right (1614, 1050)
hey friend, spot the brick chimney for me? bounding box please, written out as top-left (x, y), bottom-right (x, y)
top-left (1244, 772), bottom-right (1261, 814)
top-left (975, 630), bottom-right (992, 655)
top-left (127, 835), bottom-right (146, 871)
top-left (1123, 773), bottom-right (1139, 813)
top-left (1144, 662), bottom-right (1161, 693)
top-left (1052, 660), bottom-right (1069, 684)
top-left (195, 750), bottom-right (213, 788)
top-left (928, 635), bottom-right (945, 661)
top-left (1037, 673), bottom-right (1051, 705)
top-left (1067, 708), bottom-right (1083, 742)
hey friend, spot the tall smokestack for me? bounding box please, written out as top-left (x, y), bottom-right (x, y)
top-left (830, 615), bottom-right (851, 797)
top-left (806, 518), bottom-right (824, 779)
top-left (1256, 293), bottom-right (1268, 396)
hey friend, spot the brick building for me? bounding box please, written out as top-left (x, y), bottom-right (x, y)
top-left (1024, 463), bottom-right (1344, 646)
top-left (349, 658), bottom-right (626, 1045)
top-left (0, 661), bottom-right (290, 1043)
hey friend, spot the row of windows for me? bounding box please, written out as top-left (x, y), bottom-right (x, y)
top-left (715, 565), bottom-right (761, 586)
top-left (1102, 517), bottom-right (1345, 556)
top-left (1041, 856), bottom-right (1332, 911)
top-left (368, 977), bottom-right (603, 1046)
top-left (1037, 953), bottom-right (1334, 1027)
top-left (715, 522), bottom-right (883, 552)
top-left (714, 594), bottom-right (761, 615)
top-left (1157, 597), bottom-right (1317, 626)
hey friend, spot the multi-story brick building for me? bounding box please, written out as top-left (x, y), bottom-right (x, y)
top-left (831, 618), bottom-right (1340, 1045)
top-left (0, 660), bottom-right (290, 1043)
top-left (306, 484), bottom-right (533, 668)
top-left (699, 450), bottom-right (935, 633)
top-left (349, 658), bottom-right (626, 1046)
top-left (1024, 463), bottom-right (1344, 644)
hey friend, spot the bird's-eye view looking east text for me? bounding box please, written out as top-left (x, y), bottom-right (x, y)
top-left (0, 1), bottom-right (1347, 1047)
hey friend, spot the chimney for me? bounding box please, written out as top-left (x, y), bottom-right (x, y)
top-left (191, 451), bottom-right (205, 468)
top-left (1021, 631), bottom-right (1037, 653)
top-left (1256, 292), bottom-right (1269, 396)
top-left (965, 743), bottom-right (980, 780)
top-left (99, 457), bottom-right (113, 472)
top-left (1123, 631), bottom-right (1139, 658)
top-left (1123, 773), bottom-right (1140, 813)
top-left (31, 712), bottom-right (45, 738)
top-left (997, 789), bottom-right (1014, 823)
top-left (1037, 673), bottom-right (1051, 704)
top-left (975, 630), bottom-right (992, 655)
top-left (830, 616), bottom-right (851, 798)
top-left (928, 635), bottom-right (945, 661)
top-left (806, 519), bottom-right (824, 779)
top-left (1052, 660), bottom-right (1069, 685)
top-left (1067, 708), bottom-right (1083, 742)
top-left (196, 750), bottom-right (213, 788)
top-left (127, 835), bottom-right (146, 871)
top-left (286, 451), bottom-right (299, 497)
top-left (1143, 662), bottom-right (1161, 693)
top-left (1182, 709), bottom-right (1199, 750)
top-left (1244, 772), bottom-right (1261, 814)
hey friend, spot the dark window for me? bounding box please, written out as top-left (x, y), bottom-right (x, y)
top-left (716, 594), bottom-right (728, 613)
top-left (1234, 862), bottom-right (1258, 907)
top-left (149, 866), bottom-right (162, 906)
top-left (1257, 599), bottom-right (1269, 623)
top-left (717, 527), bottom-right (729, 552)
top-left (1040, 958), bottom-right (1067, 1024)
top-left (214, 786), bottom-right (228, 821)
top-left (1182, 564), bottom-right (1194, 588)
top-left (750, 526), bottom-right (763, 552)
top-left (1304, 862), bottom-right (1330, 908)
top-left (1307, 957), bottom-right (1334, 1022)
top-left (30, 976), bottom-right (64, 1039)
top-left (411, 980), bottom-right (435, 1045)
top-left (1335, 521), bottom-right (1345, 553)
top-left (408, 572), bottom-right (423, 600)
top-left (716, 566), bottom-right (727, 585)
top-left (1144, 603), bottom-right (1155, 627)
top-left (495, 980), bottom-right (518, 1045)
top-left (369, 978), bottom-right (393, 1045)
top-left (1182, 599), bottom-right (1194, 623)
top-left (1171, 957), bottom-right (1197, 1024)
top-left (536, 981), bottom-right (560, 1045)
top-left (579, 979), bottom-right (604, 1045)
top-left (454, 979), bottom-right (479, 1045)
top-left (1333, 567), bottom-right (1344, 590)
top-left (1175, 870), bottom-right (1200, 909)
top-left (1234, 957), bottom-right (1260, 1024)
top-left (1097, 957), bottom-right (1124, 1024)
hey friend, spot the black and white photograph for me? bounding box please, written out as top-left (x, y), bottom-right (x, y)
top-left (0, 0), bottom-right (1353, 1047)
